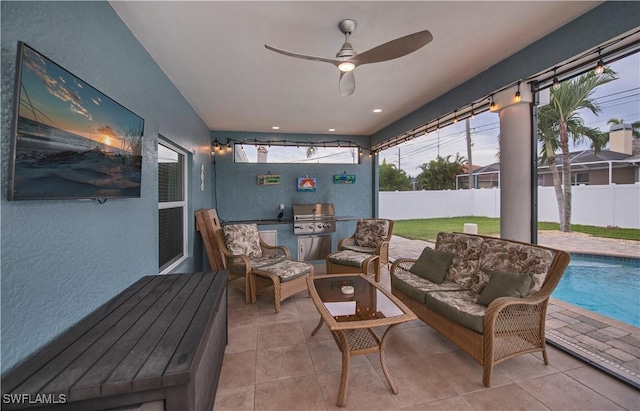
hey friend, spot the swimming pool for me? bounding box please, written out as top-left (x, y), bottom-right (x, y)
top-left (552, 254), bottom-right (640, 327)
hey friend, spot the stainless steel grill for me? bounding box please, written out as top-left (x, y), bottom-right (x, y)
top-left (293, 203), bottom-right (336, 235)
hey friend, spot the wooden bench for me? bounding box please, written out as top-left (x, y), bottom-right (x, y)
top-left (1, 271), bottom-right (228, 411)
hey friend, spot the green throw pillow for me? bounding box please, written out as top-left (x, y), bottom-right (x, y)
top-left (409, 247), bottom-right (454, 284)
top-left (477, 270), bottom-right (534, 306)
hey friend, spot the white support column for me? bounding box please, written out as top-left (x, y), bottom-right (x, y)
top-left (494, 84), bottom-right (534, 241)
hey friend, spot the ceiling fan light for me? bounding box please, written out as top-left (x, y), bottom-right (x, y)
top-left (338, 61), bottom-right (355, 72)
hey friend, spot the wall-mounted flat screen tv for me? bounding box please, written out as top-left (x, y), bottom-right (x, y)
top-left (8, 42), bottom-right (144, 201)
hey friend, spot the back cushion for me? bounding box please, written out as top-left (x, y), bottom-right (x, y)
top-left (223, 224), bottom-right (262, 259)
top-left (475, 238), bottom-right (555, 295)
top-left (435, 232), bottom-right (483, 289)
top-left (355, 219), bottom-right (390, 248)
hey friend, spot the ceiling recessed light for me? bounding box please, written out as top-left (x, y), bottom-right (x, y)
top-left (272, 126), bottom-right (280, 130)
top-left (328, 128), bottom-right (336, 132)
top-left (373, 109), bottom-right (382, 113)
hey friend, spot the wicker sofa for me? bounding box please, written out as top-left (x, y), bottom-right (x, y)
top-left (390, 232), bottom-right (570, 387)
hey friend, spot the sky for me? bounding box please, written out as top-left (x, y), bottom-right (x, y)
top-left (378, 53), bottom-right (640, 177)
top-left (18, 44), bottom-right (144, 149)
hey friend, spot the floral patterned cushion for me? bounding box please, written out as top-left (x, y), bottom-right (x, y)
top-left (328, 250), bottom-right (372, 268)
top-left (228, 254), bottom-right (287, 271)
top-left (435, 232), bottom-right (483, 289)
top-left (474, 238), bottom-right (555, 295)
top-left (255, 260), bottom-right (312, 282)
top-left (425, 290), bottom-right (487, 333)
top-left (392, 265), bottom-right (466, 303)
top-left (354, 219), bottom-right (390, 248)
top-left (223, 224), bottom-right (262, 259)
top-left (341, 244), bottom-right (377, 254)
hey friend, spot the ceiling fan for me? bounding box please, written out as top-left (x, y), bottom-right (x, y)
top-left (265, 19), bottom-right (433, 97)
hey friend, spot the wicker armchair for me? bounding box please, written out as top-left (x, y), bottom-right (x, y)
top-left (213, 223), bottom-right (289, 303)
top-left (326, 219), bottom-right (394, 281)
top-left (215, 223), bottom-right (312, 312)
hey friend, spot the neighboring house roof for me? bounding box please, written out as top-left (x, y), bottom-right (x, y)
top-left (462, 148), bottom-right (639, 176)
top-left (461, 164), bottom-right (483, 173)
top-left (539, 149), bottom-right (638, 173)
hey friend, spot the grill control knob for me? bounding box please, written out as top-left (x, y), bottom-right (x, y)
top-left (308, 224), bottom-right (314, 229)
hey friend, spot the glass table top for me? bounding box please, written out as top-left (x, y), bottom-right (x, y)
top-left (312, 275), bottom-right (405, 322)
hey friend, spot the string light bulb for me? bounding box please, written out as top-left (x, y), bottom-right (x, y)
top-left (470, 103), bottom-right (475, 119)
top-left (595, 51), bottom-right (605, 75)
top-left (453, 110), bottom-right (458, 124)
top-left (514, 81), bottom-right (521, 103)
top-left (489, 95), bottom-right (497, 112)
top-left (436, 118), bottom-right (440, 132)
top-left (552, 68), bottom-right (560, 90)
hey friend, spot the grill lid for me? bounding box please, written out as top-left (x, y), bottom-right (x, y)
top-left (293, 203), bottom-right (335, 220)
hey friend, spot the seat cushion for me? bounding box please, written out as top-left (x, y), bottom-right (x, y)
top-left (354, 219), bottom-right (390, 248)
top-left (409, 247), bottom-right (454, 284)
top-left (341, 244), bottom-right (377, 254)
top-left (250, 254), bottom-right (288, 268)
top-left (328, 250), bottom-right (372, 268)
top-left (435, 232), bottom-right (484, 290)
top-left (425, 290), bottom-right (486, 333)
top-left (255, 260), bottom-right (312, 282)
top-left (475, 238), bottom-right (556, 295)
top-left (392, 268), bottom-right (465, 304)
top-left (223, 224), bottom-right (262, 258)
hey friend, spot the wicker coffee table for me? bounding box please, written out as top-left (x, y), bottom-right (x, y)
top-left (307, 274), bottom-right (416, 407)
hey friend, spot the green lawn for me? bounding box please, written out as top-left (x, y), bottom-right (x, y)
top-left (393, 217), bottom-right (640, 242)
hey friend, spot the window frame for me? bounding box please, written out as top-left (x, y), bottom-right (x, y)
top-left (158, 139), bottom-right (189, 274)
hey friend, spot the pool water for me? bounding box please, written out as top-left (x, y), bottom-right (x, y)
top-left (552, 255), bottom-right (640, 327)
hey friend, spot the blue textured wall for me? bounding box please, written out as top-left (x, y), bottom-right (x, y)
top-left (1, 1), bottom-right (212, 373)
top-left (211, 131), bottom-right (375, 255)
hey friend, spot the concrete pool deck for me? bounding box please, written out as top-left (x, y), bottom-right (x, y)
top-left (388, 231), bottom-right (640, 388)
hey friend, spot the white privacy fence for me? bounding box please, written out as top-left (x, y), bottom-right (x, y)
top-left (379, 183), bottom-right (640, 229)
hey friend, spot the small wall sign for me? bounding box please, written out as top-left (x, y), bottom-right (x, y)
top-left (297, 177), bottom-right (317, 192)
top-left (333, 173), bottom-right (356, 184)
top-left (257, 174), bottom-right (281, 185)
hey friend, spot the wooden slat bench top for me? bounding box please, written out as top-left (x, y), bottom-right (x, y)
top-left (1, 271), bottom-right (228, 411)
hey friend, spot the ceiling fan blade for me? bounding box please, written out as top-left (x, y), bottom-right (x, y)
top-left (352, 30), bottom-right (433, 65)
top-left (339, 71), bottom-right (355, 97)
top-left (265, 44), bottom-right (339, 65)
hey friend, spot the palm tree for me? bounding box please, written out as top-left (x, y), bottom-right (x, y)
top-left (537, 68), bottom-right (617, 232)
top-left (607, 118), bottom-right (640, 138)
top-left (417, 154), bottom-right (465, 190)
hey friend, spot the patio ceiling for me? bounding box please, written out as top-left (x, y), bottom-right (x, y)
top-left (110, 1), bottom-right (601, 137)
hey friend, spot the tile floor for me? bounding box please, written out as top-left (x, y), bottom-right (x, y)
top-left (213, 266), bottom-right (640, 410)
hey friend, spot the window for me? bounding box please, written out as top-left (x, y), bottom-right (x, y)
top-left (158, 140), bottom-right (188, 273)
top-left (233, 143), bottom-right (361, 164)
top-left (573, 172), bottom-right (589, 185)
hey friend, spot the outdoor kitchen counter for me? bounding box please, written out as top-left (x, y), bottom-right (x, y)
top-left (222, 216), bottom-right (361, 225)
top-left (222, 217), bottom-right (362, 226)
top-left (223, 219), bottom-right (294, 225)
